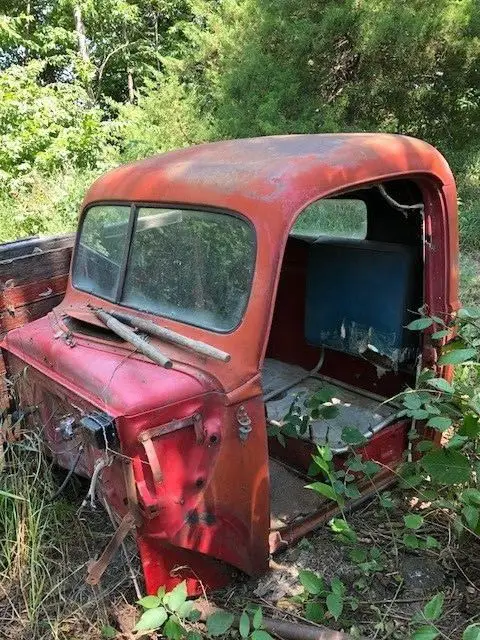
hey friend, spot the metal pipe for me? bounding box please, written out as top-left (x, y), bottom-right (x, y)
top-left (194, 600), bottom-right (354, 640)
top-left (269, 467), bottom-right (396, 553)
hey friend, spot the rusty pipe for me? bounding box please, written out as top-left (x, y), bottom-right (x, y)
top-left (194, 600), bottom-right (354, 640)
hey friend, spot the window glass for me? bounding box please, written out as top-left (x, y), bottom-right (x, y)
top-left (291, 198), bottom-right (367, 239)
top-left (121, 208), bottom-right (255, 331)
top-left (73, 205), bottom-right (131, 300)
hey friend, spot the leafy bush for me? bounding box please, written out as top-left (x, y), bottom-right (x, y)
top-left (0, 61), bottom-right (114, 188)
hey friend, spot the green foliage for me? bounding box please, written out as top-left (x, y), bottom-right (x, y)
top-left (206, 611), bottom-right (234, 637)
top-left (297, 569), bottom-right (358, 624)
top-left (0, 61), bottom-right (113, 187)
top-left (134, 581), bottom-right (197, 636)
top-left (399, 308), bottom-right (480, 533)
top-left (464, 625), bottom-right (480, 640)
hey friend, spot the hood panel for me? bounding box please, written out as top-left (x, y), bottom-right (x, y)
top-left (2, 315), bottom-right (208, 416)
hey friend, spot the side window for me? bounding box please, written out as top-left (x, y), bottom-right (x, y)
top-left (73, 205), bottom-right (131, 300)
top-left (291, 198), bottom-right (367, 239)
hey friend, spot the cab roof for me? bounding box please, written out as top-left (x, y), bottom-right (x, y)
top-left (83, 134), bottom-right (454, 216)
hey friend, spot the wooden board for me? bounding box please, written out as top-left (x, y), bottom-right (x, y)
top-left (0, 234), bottom-right (74, 409)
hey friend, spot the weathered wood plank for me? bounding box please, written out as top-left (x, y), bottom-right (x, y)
top-left (0, 274), bottom-right (68, 313)
top-left (0, 246), bottom-right (72, 286)
top-left (0, 234), bottom-right (74, 262)
top-left (0, 294), bottom-right (65, 334)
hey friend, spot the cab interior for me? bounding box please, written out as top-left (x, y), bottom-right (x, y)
top-left (262, 179), bottom-right (425, 530)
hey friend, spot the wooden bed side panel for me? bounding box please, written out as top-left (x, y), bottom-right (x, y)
top-left (0, 234), bottom-right (74, 409)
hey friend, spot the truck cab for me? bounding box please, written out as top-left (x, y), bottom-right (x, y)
top-left (2, 134), bottom-right (459, 595)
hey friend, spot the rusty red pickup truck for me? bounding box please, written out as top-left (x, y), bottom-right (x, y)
top-left (0, 134), bottom-right (459, 595)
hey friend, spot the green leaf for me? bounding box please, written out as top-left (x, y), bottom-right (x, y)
top-left (403, 533), bottom-right (419, 549)
top-left (458, 307), bottom-right (480, 320)
top-left (305, 601), bottom-right (325, 623)
top-left (305, 482), bottom-right (339, 503)
top-left (326, 593), bottom-right (343, 621)
top-left (404, 393), bottom-right (423, 409)
top-left (404, 514), bottom-right (424, 530)
top-left (424, 404), bottom-right (441, 415)
top-left (239, 611), bottom-right (250, 638)
top-left (426, 378), bottom-right (454, 393)
top-left (423, 592), bottom-right (444, 621)
top-left (416, 440), bottom-right (434, 452)
top-left (164, 615), bottom-right (184, 640)
top-left (187, 632), bottom-right (203, 640)
top-left (446, 435), bottom-right (469, 449)
top-left (157, 586), bottom-right (166, 599)
top-left (206, 611), bottom-right (235, 637)
top-left (459, 415), bottom-right (480, 437)
top-left (137, 595), bottom-right (162, 609)
top-left (318, 445), bottom-right (333, 461)
top-left (134, 607), bottom-right (168, 631)
top-left (412, 409), bottom-right (430, 420)
top-left (299, 570), bottom-right (325, 595)
top-left (252, 607), bottom-right (263, 630)
top-left (330, 577), bottom-right (346, 596)
top-left (329, 518), bottom-right (357, 543)
top-left (439, 348), bottom-right (477, 365)
top-left (341, 426), bottom-right (367, 445)
top-left (463, 624), bottom-right (480, 640)
top-left (421, 448), bottom-right (471, 485)
top-left (379, 494), bottom-right (395, 509)
top-left (251, 631), bottom-right (274, 640)
top-left (363, 460), bottom-right (381, 476)
top-left (462, 505), bottom-right (479, 530)
top-left (461, 489), bottom-right (480, 505)
top-left (188, 609), bottom-right (201, 622)
top-left (101, 626), bottom-right (117, 639)
top-left (321, 405), bottom-right (340, 419)
top-left (426, 416), bottom-right (452, 431)
top-left (426, 536), bottom-right (441, 549)
top-left (406, 317), bottom-right (434, 330)
top-left (344, 483), bottom-right (361, 499)
top-left (177, 600), bottom-right (194, 619)
top-left (164, 581), bottom-right (187, 613)
top-left (412, 625), bottom-right (439, 640)
top-left (431, 329), bottom-right (450, 340)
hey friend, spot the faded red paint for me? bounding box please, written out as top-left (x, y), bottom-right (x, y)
top-left (1, 134), bottom-right (459, 594)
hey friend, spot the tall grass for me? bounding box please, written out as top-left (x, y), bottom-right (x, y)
top-left (1, 432), bottom-right (72, 638)
top-left (0, 421), bottom-right (136, 639)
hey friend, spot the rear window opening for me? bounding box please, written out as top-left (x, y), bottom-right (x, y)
top-left (291, 198), bottom-right (368, 239)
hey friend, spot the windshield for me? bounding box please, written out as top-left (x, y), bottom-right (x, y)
top-left (72, 205), bottom-right (256, 332)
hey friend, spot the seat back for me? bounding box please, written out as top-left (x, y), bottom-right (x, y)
top-left (305, 238), bottom-right (421, 365)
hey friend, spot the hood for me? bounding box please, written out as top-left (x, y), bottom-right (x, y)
top-left (2, 314), bottom-right (212, 417)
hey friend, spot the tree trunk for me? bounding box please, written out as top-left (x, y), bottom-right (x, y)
top-left (73, 3), bottom-right (89, 62)
top-left (127, 68), bottom-right (135, 102)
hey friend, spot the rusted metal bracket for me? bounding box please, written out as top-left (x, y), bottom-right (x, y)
top-left (86, 511), bottom-right (136, 586)
top-left (138, 413), bottom-right (204, 444)
top-left (137, 413), bottom-right (204, 486)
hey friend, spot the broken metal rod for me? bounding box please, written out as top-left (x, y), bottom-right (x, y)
top-left (194, 600), bottom-right (353, 640)
top-left (93, 308), bottom-right (173, 369)
top-left (109, 309), bottom-right (231, 363)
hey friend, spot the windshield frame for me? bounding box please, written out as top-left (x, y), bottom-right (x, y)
top-left (71, 201), bottom-right (257, 334)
